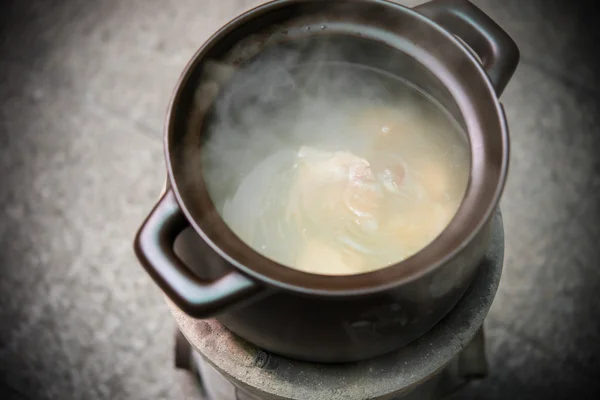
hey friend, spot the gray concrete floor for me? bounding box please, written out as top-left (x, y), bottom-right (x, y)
top-left (1, 0), bottom-right (599, 399)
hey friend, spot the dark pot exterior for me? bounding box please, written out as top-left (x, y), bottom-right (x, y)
top-left (173, 218), bottom-right (493, 362)
top-left (134, 0), bottom-right (518, 362)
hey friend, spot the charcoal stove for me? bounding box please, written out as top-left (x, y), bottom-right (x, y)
top-left (167, 209), bottom-right (503, 400)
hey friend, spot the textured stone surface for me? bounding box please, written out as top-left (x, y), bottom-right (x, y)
top-left (0, 0), bottom-right (599, 399)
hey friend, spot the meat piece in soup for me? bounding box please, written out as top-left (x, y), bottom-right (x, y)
top-left (296, 239), bottom-right (364, 275)
top-left (386, 202), bottom-right (452, 255)
top-left (288, 147), bottom-right (384, 225)
top-left (416, 158), bottom-right (451, 200)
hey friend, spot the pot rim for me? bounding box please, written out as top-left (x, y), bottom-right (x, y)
top-left (164, 0), bottom-right (509, 296)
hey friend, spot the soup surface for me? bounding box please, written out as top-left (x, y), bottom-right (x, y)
top-left (202, 62), bottom-right (469, 275)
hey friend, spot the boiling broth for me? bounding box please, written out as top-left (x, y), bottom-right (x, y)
top-left (202, 62), bottom-right (469, 275)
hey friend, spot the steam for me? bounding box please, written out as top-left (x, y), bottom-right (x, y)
top-left (199, 37), bottom-right (421, 208)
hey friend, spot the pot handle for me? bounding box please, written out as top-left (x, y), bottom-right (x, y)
top-left (134, 190), bottom-right (262, 317)
top-left (414, 0), bottom-right (519, 96)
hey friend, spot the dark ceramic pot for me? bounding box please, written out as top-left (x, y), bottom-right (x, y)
top-left (134, 0), bottom-right (518, 362)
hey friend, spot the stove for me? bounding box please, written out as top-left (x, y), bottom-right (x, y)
top-left (167, 212), bottom-right (504, 400)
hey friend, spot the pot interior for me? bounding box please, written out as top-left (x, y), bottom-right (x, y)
top-left (167, 0), bottom-right (505, 291)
